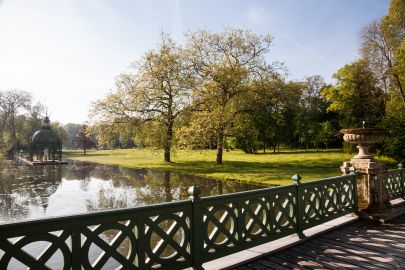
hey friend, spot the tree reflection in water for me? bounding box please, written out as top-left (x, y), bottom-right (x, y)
top-left (0, 160), bottom-right (261, 224)
top-left (0, 159), bottom-right (262, 268)
top-left (0, 160), bottom-right (61, 223)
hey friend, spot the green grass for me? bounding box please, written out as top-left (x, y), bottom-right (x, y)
top-left (64, 148), bottom-right (397, 186)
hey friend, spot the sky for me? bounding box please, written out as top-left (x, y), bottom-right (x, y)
top-left (0, 0), bottom-right (390, 124)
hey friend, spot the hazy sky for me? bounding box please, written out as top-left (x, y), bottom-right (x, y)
top-left (0, 0), bottom-right (389, 124)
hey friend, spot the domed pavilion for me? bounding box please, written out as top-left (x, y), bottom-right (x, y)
top-left (29, 116), bottom-right (62, 161)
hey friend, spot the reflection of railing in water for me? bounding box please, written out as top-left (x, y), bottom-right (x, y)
top-left (0, 173), bottom-right (358, 269)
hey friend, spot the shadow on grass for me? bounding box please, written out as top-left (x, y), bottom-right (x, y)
top-left (63, 151), bottom-right (111, 157)
top-left (250, 149), bottom-right (343, 155)
top-left (169, 159), bottom-right (343, 180)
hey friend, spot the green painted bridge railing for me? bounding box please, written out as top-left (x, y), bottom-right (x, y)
top-left (0, 173), bottom-right (358, 269)
top-left (384, 163), bottom-right (404, 201)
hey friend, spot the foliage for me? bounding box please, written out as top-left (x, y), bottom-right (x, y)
top-left (316, 121), bottom-right (337, 149)
top-left (394, 40), bottom-right (405, 84)
top-left (88, 27), bottom-right (392, 164)
top-left (91, 34), bottom-right (192, 162)
top-left (177, 110), bottom-right (217, 150)
top-left (355, 0), bottom-right (405, 161)
top-left (343, 141), bottom-right (357, 154)
top-left (382, 107), bottom-right (405, 163)
top-left (360, 0), bottom-right (405, 104)
top-left (321, 60), bottom-right (385, 128)
top-left (295, 76), bottom-right (332, 149)
top-left (0, 90), bottom-right (44, 154)
top-left (185, 28), bottom-right (274, 164)
top-left (233, 113), bottom-right (260, 153)
top-left (75, 125), bottom-right (95, 155)
top-left (63, 123), bottom-right (83, 149)
top-left (51, 121), bottom-right (68, 146)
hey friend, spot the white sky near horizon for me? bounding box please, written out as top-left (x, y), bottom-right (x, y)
top-left (0, 0), bottom-right (389, 124)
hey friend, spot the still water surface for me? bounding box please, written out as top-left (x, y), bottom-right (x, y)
top-left (0, 159), bottom-right (262, 224)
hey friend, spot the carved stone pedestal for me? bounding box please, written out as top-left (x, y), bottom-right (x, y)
top-left (340, 128), bottom-right (388, 214)
top-left (341, 158), bottom-right (389, 212)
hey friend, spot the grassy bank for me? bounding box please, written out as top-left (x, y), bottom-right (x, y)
top-left (64, 149), bottom-right (396, 186)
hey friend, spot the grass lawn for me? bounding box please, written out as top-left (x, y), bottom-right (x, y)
top-left (64, 149), bottom-right (397, 186)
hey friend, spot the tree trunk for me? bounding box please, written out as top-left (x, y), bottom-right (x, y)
top-left (393, 74), bottom-right (405, 105)
top-left (164, 147), bottom-right (171, 162)
top-left (164, 120), bottom-right (173, 163)
top-left (216, 128), bottom-right (223, 165)
top-left (10, 113), bottom-right (17, 148)
top-left (263, 135), bottom-right (266, 154)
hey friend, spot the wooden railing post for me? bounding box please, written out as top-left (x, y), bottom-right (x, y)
top-left (188, 186), bottom-right (204, 270)
top-left (399, 163), bottom-right (404, 198)
top-left (292, 174), bottom-right (304, 239)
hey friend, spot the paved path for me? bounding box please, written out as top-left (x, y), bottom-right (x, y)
top-left (234, 215), bottom-right (405, 270)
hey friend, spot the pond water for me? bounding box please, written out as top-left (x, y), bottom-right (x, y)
top-left (0, 159), bottom-right (262, 224)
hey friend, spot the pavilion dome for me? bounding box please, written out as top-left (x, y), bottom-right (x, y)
top-left (31, 116), bottom-right (61, 145)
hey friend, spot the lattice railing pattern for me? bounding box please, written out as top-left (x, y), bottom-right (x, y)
top-left (300, 175), bottom-right (356, 230)
top-left (384, 169), bottom-right (404, 200)
top-left (198, 186), bottom-right (297, 262)
top-left (0, 174), bottom-right (359, 269)
top-left (0, 202), bottom-right (192, 270)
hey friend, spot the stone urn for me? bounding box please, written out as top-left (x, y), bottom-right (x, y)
top-left (340, 128), bottom-right (388, 212)
top-left (340, 128), bottom-right (386, 159)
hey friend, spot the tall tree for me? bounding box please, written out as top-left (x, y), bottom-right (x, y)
top-left (322, 60), bottom-right (385, 128)
top-left (63, 123), bottom-right (83, 149)
top-left (76, 125), bottom-right (94, 155)
top-left (186, 28), bottom-right (273, 164)
top-left (92, 34), bottom-right (192, 162)
top-left (360, 0), bottom-right (405, 104)
top-left (0, 90), bottom-right (31, 151)
top-left (316, 121), bottom-right (336, 150)
top-left (395, 40), bottom-right (405, 86)
top-left (248, 75), bottom-right (301, 153)
top-left (23, 102), bottom-right (47, 145)
top-left (295, 76), bottom-right (328, 149)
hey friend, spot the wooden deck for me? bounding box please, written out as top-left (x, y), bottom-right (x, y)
top-left (235, 214), bottom-right (405, 270)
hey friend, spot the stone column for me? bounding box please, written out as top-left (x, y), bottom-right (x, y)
top-left (341, 158), bottom-right (389, 212)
